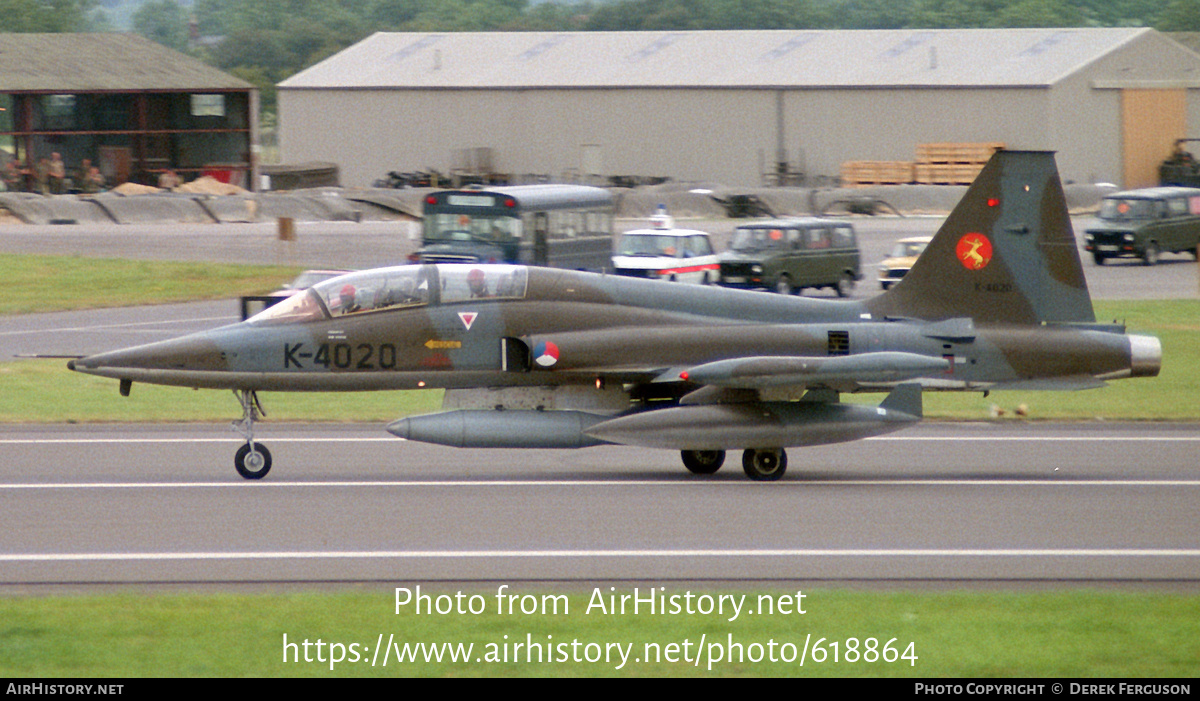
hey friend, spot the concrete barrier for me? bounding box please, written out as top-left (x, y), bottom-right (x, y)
top-left (0, 181), bottom-right (1116, 227)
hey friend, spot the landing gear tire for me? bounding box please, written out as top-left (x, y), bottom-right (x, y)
top-left (235, 443), bottom-right (272, 480)
top-left (1143, 243), bottom-right (1160, 266)
top-left (681, 449), bottom-right (725, 475)
top-left (835, 273), bottom-right (855, 298)
top-left (742, 448), bottom-right (787, 481)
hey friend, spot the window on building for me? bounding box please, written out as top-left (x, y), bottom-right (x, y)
top-left (44, 95), bottom-right (76, 130)
top-left (190, 94), bottom-right (225, 118)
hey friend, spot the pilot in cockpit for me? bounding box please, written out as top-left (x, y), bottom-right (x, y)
top-left (467, 268), bottom-right (491, 298)
top-left (333, 284), bottom-right (360, 314)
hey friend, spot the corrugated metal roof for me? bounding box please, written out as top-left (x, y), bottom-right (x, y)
top-left (279, 28), bottom-right (1175, 91)
top-left (1169, 31), bottom-right (1200, 55)
top-left (0, 33), bottom-right (254, 92)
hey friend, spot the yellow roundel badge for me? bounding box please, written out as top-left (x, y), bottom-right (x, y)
top-left (956, 233), bottom-right (993, 270)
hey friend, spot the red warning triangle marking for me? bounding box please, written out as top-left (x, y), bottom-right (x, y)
top-left (458, 312), bottom-right (478, 330)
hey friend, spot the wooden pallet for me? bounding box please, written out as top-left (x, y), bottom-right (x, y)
top-left (913, 162), bottom-right (987, 185)
top-left (915, 142), bottom-right (1005, 165)
top-left (912, 142), bottom-right (1004, 184)
top-left (840, 160), bottom-right (914, 188)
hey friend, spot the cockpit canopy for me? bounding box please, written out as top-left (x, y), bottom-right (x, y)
top-left (248, 264), bottom-right (529, 325)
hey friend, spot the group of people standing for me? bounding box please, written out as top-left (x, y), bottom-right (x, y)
top-left (1, 153), bottom-right (106, 194)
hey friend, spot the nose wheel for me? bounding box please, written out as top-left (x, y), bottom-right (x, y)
top-left (235, 442), bottom-right (272, 480)
top-left (232, 390), bottom-right (271, 480)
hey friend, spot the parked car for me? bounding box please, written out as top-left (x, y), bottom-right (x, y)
top-left (611, 208), bottom-right (719, 284)
top-left (878, 236), bottom-right (932, 290)
top-left (1083, 187), bottom-right (1200, 265)
top-left (717, 217), bottom-right (861, 296)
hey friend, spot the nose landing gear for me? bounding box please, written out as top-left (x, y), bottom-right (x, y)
top-left (232, 390), bottom-right (271, 480)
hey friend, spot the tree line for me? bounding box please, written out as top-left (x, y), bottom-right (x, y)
top-left (3, 0), bottom-right (1200, 115)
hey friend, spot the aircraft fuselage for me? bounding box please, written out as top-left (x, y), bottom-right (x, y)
top-left (69, 267), bottom-right (1152, 394)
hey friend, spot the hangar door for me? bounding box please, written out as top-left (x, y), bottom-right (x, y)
top-left (1122, 89), bottom-right (1187, 188)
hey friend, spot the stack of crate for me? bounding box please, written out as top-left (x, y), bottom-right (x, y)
top-left (839, 160), bottom-right (915, 188)
top-left (913, 142), bottom-right (1005, 185)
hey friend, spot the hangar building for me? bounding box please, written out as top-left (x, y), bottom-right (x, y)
top-left (277, 28), bottom-right (1200, 189)
top-left (0, 33), bottom-right (258, 190)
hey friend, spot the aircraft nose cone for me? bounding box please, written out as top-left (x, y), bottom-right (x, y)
top-left (70, 334), bottom-right (227, 376)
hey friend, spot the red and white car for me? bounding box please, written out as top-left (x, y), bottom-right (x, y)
top-left (611, 208), bottom-right (719, 284)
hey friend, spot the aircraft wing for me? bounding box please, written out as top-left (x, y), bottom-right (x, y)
top-left (677, 351), bottom-right (950, 390)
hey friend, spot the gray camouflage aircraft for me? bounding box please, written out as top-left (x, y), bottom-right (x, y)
top-left (70, 151), bottom-right (1161, 481)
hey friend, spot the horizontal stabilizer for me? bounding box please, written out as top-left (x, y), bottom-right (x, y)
top-left (920, 317), bottom-right (976, 342)
top-left (681, 352), bottom-right (950, 389)
top-left (879, 383), bottom-right (922, 419)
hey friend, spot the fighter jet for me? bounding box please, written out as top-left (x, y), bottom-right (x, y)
top-left (69, 151), bottom-right (1162, 481)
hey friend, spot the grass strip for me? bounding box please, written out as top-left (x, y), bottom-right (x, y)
top-left (0, 360), bottom-right (443, 423)
top-left (1, 589), bottom-right (1197, 677)
top-left (0, 254), bottom-right (299, 314)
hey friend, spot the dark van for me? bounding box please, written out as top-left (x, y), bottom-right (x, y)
top-left (717, 218), bottom-right (862, 296)
top-left (1083, 187), bottom-right (1200, 265)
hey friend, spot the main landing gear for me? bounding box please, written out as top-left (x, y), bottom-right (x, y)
top-left (679, 448), bottom-right (788, 481)
top-left (742, 448), bottom-right (787, 481)
top-left (681, 450), bottom-right (725, 475)
top-left (232, 390), bottom-right (271, 480)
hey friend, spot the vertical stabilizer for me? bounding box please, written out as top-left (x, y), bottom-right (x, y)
top-left (865, 151), bottom-right (1094, 325)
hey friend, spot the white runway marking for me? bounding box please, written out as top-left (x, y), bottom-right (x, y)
top-left (0, 437), bottom-right (397, 444)
top-left (3, 479), bottom-right (1199, 490)
top-left (2, 548), bottom-right (1198, 563)
top-left (0, 316), bottom-right (234, 337)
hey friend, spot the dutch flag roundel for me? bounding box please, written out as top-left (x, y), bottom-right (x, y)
top-left (533, 341), bottom-right (559, 368)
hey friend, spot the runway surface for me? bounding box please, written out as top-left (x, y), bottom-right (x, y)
top-left (1, 299), bottom-right (236, 359)
top-left (2, 421), bottom-right (1197, 587)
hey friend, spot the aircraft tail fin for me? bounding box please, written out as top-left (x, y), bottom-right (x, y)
top-left (864, 150), bottom-right (1095, 325)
